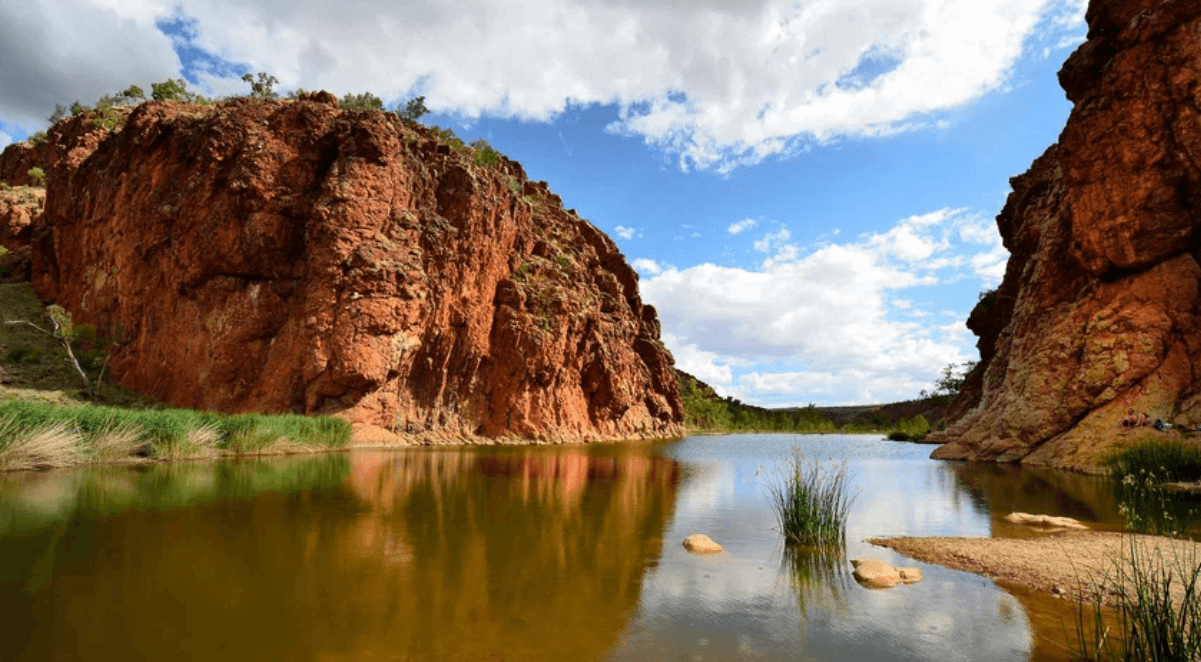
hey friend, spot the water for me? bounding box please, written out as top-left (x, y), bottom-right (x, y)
top-left (0, 434), bottom-right (1129, 661)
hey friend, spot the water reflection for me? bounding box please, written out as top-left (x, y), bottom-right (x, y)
top-left (0, 434), bottom-right (1165, 662)
top-left (948, 462), bottom-right (1125, 536)
top-left (0, 445), bottom-right (680, 662)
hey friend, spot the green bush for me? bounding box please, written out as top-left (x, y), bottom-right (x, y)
top-left (26, 167), bottom-right (46, 187)
top-left (339, 91), bottom-right (384, 111)
top-left (470, 138), bottom-right (501, 167)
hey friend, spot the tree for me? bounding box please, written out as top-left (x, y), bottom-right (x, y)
top-left (151, 78), bottom-right (190, 101)
top-left (26, 167), bottom-right (46, 187)
top-left (242, 72), bottom-right (279, 98)
top-left (921, 361), bottom-right (979, 400)
top-left (4, 305), bottom-right (96, 399)
top-left (339, 91), bottom-right (384, 111)
top-left (47, 104), bottom-right (68, 125)
top-left (396, 95), bottom-right (429, 122)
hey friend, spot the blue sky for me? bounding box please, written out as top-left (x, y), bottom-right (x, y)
top-left (0, 0), bottom-right (1089, 406)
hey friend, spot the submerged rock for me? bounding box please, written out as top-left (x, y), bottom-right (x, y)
top-left (682, 534), bottom-right (723, 554)
top-left (0, 98), bottom-right (684, 443)
top-left (930, 0), bottom-right (1201, 472)
top-left (1003, 512), bottom-right (1088, 530)
top-left (850, 558), bottom-right (923, 589)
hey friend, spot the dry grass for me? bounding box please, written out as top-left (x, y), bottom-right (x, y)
top-left (91, 423), bottom-right (145, 462)
top-left (0, 420), bottom-right (85, 470)
top-left (156, 423), bottom-right (221, 459)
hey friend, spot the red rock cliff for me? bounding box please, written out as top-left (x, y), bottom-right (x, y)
top-left (1, 93), bottom-right (684, 443)
top-left (931, 0), bottom-right (1201, 471)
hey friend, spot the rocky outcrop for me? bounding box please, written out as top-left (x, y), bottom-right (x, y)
top-left (0, 94), bottom-right (683, 443)
top-left (930, 0), bottom-right (1201, 471)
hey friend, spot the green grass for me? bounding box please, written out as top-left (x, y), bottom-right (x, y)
top-left (1074, 537), bottom-right (1201, 662)
top-left (1105, 440), bottom-right (1201, 484)
top-left (0, 401), bottom-right (352, 469)
top-left (767, 451), bottom-right (855, 548)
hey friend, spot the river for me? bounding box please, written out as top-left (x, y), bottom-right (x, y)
top-left (0, 434), bottom-right (1130, 661)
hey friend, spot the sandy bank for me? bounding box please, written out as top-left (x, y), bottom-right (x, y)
top-left (868, 531), bottom-right (1201, 606)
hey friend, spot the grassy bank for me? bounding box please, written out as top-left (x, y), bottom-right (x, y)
top-left (0, 401), bottom-right (351, 470)
top-left (1, 282), bottom-right (351, 470)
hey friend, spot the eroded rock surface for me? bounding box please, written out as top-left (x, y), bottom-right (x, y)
top-left (931, 0), bottom-right (1201, 471)
top-left (0, 96), bottom-right (683, 442)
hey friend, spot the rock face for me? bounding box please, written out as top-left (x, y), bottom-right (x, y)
top-left (931, 0), bottom-right (1201, 471)
top-left (0, 95), bottom-right (684, 442)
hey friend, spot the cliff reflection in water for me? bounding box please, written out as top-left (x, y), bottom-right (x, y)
top-left (341, 446), bottom-right (682, 660)
top-left (0, 445), bottom-right (681, 662)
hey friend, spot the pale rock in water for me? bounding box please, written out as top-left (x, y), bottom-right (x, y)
top-left (682, 534), bottom-right (723, 554)
top-left (850, 558), bottom-right (923, 589)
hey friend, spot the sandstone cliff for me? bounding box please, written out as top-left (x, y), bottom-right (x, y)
top-left (930, 0), bottom-right (1201, 471)
top-left (0, 93), bottom-right (683, 443)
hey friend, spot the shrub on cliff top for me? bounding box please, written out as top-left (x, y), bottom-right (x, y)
top-left (395, 95), bottom-right (429, 123)
top-left (470, 138), bottom-right (501, 167)
top-left (339, 91), bottom-right (385, 111)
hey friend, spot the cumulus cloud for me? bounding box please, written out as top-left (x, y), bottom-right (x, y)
top-left (641, 207), bottom-right (1006, 405)
top-left (631, 258), bottom-right (663, 276)
top-left (0, 0), bottom-right (1086, 169)
top-left (614, 225), bottom-right (636, 240)
top-left (0, 1), bottom-right (179, 130)
top-left (727, 218), bottom-right (757, 235)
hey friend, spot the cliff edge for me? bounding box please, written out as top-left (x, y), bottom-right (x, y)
top-left (930, 0), bottom-right (1201, 471)
top-left (0, 92), bottom-right (684, 443)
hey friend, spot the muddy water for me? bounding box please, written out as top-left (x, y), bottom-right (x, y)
top-left (0, 434), bottom-right (1126, 661)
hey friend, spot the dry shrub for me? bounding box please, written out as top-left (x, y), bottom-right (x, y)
top-left (92, 423), bottom-right (144, 461)
top-left (0, 420), bottom-right (85, 470)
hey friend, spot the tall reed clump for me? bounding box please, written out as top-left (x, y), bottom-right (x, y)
top-left (767, 450), bottom-right (855, 548)
top-left (1074, 537), bottom-right (1201, 662)
top-left (1105, 440), bottom-right (1201, 537)
top-left (1105, 440), bottom-right (1201, 484)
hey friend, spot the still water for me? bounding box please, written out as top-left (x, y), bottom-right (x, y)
top-left (0, 434), bottom-right (1127, 661)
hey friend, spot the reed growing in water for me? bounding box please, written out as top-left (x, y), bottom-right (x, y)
top-left (767, 451), bottom-right (855, 548)
top-left (1074, 536), bottom-right (1201, 662)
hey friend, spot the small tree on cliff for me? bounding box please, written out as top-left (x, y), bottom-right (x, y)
top-left (4, 305), bottom-right (96, 399)
top-left (395, 95), bottom-right (429, 123)
top-left (339, 91), bottom-right (385, 111)
top-left (921, 361), bottom-right (978, 401)
top-left (242, 72), bottom-right (279, 99)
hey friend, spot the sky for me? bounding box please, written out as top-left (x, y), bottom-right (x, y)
top-left (0, 0), bottom-right (1090, 407)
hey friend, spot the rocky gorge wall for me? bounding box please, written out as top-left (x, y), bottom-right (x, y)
top-left (0, 92), bottom-right (684, 443)
top-left (931, 0), bottom-right (1201, 471)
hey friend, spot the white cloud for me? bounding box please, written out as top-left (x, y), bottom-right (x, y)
top-left (614, 225), bottom-right (636, 240)
top-left (631, 258), bottom-right (662, 276)
top-left (727, 218), bottom-right (757, 235)
top-left (0, 0), bottom-right (179, 130)
top-left (0, 129), bottom-right (11, 150)
top-left (641, 207), bottom-right (1007, 405)
top-left (0, 0), bottom-right (1087, 170)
